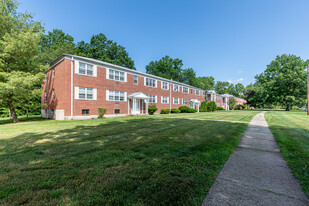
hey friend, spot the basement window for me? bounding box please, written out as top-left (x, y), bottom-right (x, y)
top-left (115, 109), bottom-right (120, 114)
top-left (82, 109), bottom-right (89, 115)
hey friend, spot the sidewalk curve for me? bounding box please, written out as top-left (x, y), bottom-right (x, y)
top-left (202, 111), bottom-right (309, 206)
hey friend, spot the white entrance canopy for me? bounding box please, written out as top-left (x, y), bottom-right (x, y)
top-left (127, 92), bottom-right (149, 115)
top-left (190, 99), bottom-right (200, 113)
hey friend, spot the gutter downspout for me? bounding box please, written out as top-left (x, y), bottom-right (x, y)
top-left (71, 57), bottom-right (74, 120)
top-left (170, 81), bottom-right (172, 111)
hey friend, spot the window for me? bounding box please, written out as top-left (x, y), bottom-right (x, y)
top-left (161, 96), bottom-right (168, 104)
top-left (53, 68), bottom-right (55, 78)
top-left (108, 90), bottom-right (125, 101)
top-left (191, 89), bottom-right (193, 94)
top-left (79, 63), bottom-right (93, 76)
top-left (52, 90), bottom-right (55, 102)
top-left (173, 84), bottom-right (179, 92)
top-left (182, 87), bottom-right (188, 93)
top-left (147, 94), bottom-right (156, 103)
top-left (134, 75), bottom-right (138, 84)
top-left (145, 78), bottom-right (156, 87)
top-left (45, 91), bottom-right (47, 103)
top-left (82, 109), bottom-right (89, 115)
top-left (79, 87), bottom-right (93, 100)
top-left (195, 90), bottom-right (199, 95)
top-left (173, 97), bottom-right (179, 104)
top-left (202, 91), bottom-right (205, 96)
top-left (115, 109), bottom-right (120, 114)
top-left (109, 69), bottom-right (125, 82)
top-left (183, 98), bottom-right (188, 105)
top-left (162, 82), bottom-right (169, 90)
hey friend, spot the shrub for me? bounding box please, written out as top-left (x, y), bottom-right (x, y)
top-left (160, 109), bottom-right (170, 114)
top-left (179, 106), bottom-right (197, 113)
top-left (216, 107), bottom-right (225, 110)
top-left (148, 105), bottom-right (158, 115)
top-left (97, 107), bottom-right (107, 118)
top-left (207, 101), bottom-right (217, 112)
top-left (171, 108), bottom-right (181, 113)
top-left (200, 101), bottom-right (207, 112)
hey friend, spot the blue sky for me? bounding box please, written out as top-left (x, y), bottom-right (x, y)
top-left (19, 0), bottom-right (309, 86)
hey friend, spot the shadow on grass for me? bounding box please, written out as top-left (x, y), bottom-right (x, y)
top-left (0, 117), bottom-right (249, 205)
top-left (0, 116), bottom-right (48, 125)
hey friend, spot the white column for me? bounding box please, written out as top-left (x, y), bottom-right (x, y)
top-left (141, 99), bottom-right (144, 114)
top-left (145, 100), bottom-right (149, 114)
top-left (128, 99), bottom-right (130, 114)
top-left (197, 103), bottom-right (199, 113)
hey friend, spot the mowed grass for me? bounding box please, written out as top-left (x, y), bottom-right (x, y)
top-left (265, 111), bottom-right (309, 196)
top-left (0, 111), bottom-right (256, 205)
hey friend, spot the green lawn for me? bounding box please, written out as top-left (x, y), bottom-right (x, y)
top-left (0, 111), bottom-right (257, 205)
top-left (265, 111), bottom-right (309, 196)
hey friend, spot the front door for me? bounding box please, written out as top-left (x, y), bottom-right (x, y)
top-left (131, 99), bottom-right (141, 114)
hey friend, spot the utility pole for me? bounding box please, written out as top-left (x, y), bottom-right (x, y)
top-left (307, 65), bottom-right (309, 115)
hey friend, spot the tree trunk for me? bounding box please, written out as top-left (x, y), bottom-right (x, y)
top-left (9, 109), bottom-right (11, 119)
top-left (26, 109), bottom-right (28, 118)
top-left (8, 96), bottom-right (18, 123)
top-left (286, 107), bottom-right (290, 111)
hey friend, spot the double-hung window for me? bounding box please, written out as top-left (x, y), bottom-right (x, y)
top-left (109, 69), bottom-right (125, 82)
top-left (108, 90), bottom-right (125, 101)
top-left (182, 87), bottom-right (188, 93)
top-left (53, 68), bottom-right (55, 78)
top-left (195, 90), bottom-right (200, 95)
top-left (79, 63), bottom-right (93, 76)
top-left (52, 90), bottom-right (55, 102)
top-left (183, 98), bottom-right (188, 105)
top-left (79, 87), bottom-right (93, 100)
top-left (202, 91), bottom-right (205, 96)
top-left (145, 78), bottom-right (156, 87)
top-left (173, 84), bottom-right (179, 92)
top-left (147, 95), bottom-right (156, 103)
top-left (134, 75), bottom-right (138, 84)
top-left (173, 97), bottom-right (179, 104)
top-left (161, 96), bottom-right (168, 104)
top-left (162, 82), bottom-right (168, 90)
top-left (45, 91), bottom-right (47, 103)
top-left (191, 89), bottom-right (193, 94)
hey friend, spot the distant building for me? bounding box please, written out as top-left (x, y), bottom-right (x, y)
top-left (206, 90), bottom-right (246, 110)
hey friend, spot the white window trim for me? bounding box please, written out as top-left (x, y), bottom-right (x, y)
top-left (134, 75), bottom-right (138, 85)
top-left (106, 90), bottom-right (127, 102)
top-left (182, 86), bottom-right (189, 93)
top-left (173, 84), bottom-right (179, 92)
top-left (182, 98), bottom-right (188, 105)
top-left (147, 94), bottom-right (157, 103)
top-left (173, 97), bottom-right (179, 104)
top-left (195, 90), bottom-right (200, 96)
top-left (74, 61), bottom-right (97, 77)
top-left (75, 87), bottom-right (97, 101)
top-left (161, 96), bottom-right (169, 104)
top-left (107, 68), bottom-right (126, 82)
top-left (144, 77), bottom-right (157, 88)
top-left (161, 81), bottom-right (169, 90)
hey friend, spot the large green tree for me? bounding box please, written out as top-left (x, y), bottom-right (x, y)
top-left (145, 56), bottom-right (198, 86)
top-left (214, 81), bottom-right (229, 94)
top-left (254, 54), bottom-right (308, 110)
top-left (40, 29), bottom-right (76, 65)
top-left (0, 0), bottom-right (46, 123)
top-left (194, 76), bottom-right (215, 91)
top-left (76, 33), bottom-right (135, 69)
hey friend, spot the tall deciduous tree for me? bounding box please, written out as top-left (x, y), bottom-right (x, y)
top-left (0, 0), bottom-right (46, 123)
top-left (76, 33), bottom-right (135, 69)
top-left (255, 54), bottom-right (308, 110)
top-left (40, 29), bottom-right (76, 65)
top-left (194, 76), bottom-right (215, 91)
top-left (214, 81), bottom-right (230, 94)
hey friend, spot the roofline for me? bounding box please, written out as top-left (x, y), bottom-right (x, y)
top-left (48, 54), bottom-right (205, 91)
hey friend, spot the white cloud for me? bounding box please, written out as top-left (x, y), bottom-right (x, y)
top-left (227, 78), bottom-right (244, 84)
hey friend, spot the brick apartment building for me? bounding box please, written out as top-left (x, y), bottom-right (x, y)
top-left (42, 54), bottom-right (207, 120)
top-left (206, 90), bottom-right (247, 110)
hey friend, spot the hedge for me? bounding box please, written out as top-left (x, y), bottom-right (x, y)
top-left (179, 106), bottom-right (197, 113)
top-left (160, 109), bottom-right (170, 114)
top-left (171, 108), bottom-right (181, 113)
top-left (148, 105), bottom-right (158, 115)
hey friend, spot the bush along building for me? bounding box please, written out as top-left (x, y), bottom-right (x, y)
top-left (41, 54), bottom-right (247, 120)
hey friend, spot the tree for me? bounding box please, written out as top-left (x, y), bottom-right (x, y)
top-left (194, 76), bottom-right (215, 91)
top-left (76, 33), bottom-right (135, 69)
top-left (214, 81), bottom-right (229, 94)
top-left (229, 98), bottom-right (237, 110)
top-left (0, 0), bottom-right (46, 123)
top-left (146, 56), bottom-right (184, 81)
top-left (40, 29), bottom-right (76, 65)
top-left (255, 54), bottom-right (308, 110)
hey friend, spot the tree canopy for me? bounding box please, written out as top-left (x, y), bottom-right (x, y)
top-left (245, 54), bottom-right (308, 110)
top-left (76, 33), bottom-right (135, 69)
top-left (0, 0), bottom-right (46, 122)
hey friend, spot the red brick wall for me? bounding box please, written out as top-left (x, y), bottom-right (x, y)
top-left (42, 58), bottom-right (205, 117)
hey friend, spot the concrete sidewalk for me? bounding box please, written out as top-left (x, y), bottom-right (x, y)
top-left (202, 111), bottom-right (309, 206)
